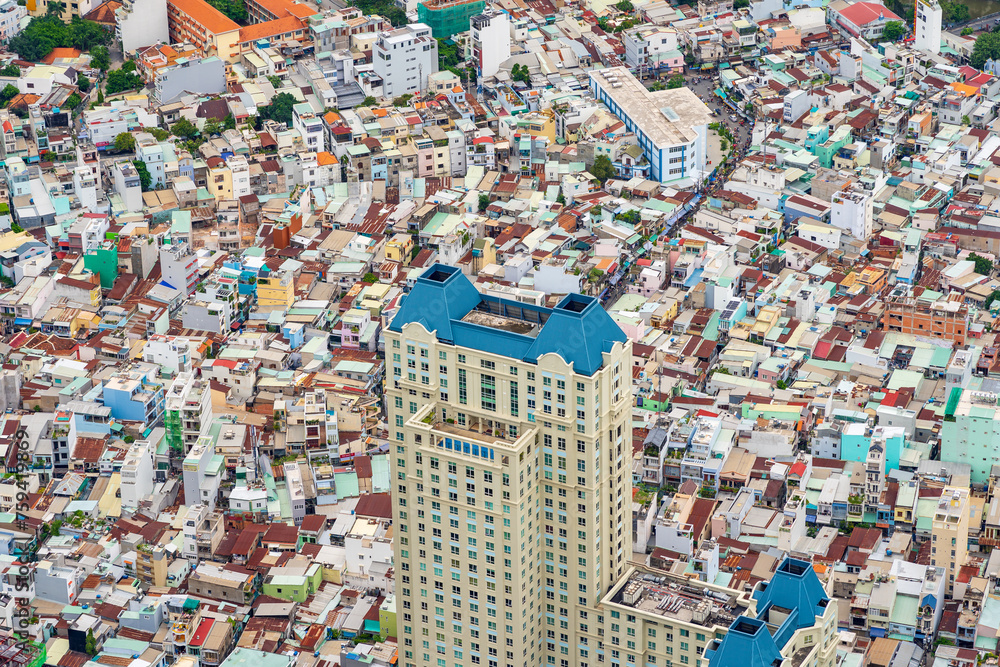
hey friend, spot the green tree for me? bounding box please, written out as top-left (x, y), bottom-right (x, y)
top-left (511, 63), bottom-right (530, 84)
top-left (962, 27), bottom-right (974, 36)
top-left (881, 21), bottom-right (907, 43)
top-left (46, 0), bottom-right (65, 16)
top-left (0, 84), bottom-right (18, 107)
top-left (971, 32), bottom-right (1000, 68)
top-left (114, 132), bottom-right (136, 152)
top-left (362, 272), bottom-right (379, 283)
top-left (96, 88), bottom-right (104, 105)
top-left (132, 160), bottom-right (152, 191)
top-left (962, 115), bottom-right (971, 125)
top-left (258, 92), bottom-right (297, 125)
top-left (666, 73), bottom-right (685, 89)
top-left (361, 96), bottom-right (377, 107)
top-left (68, 16), bottom-right (110, 50)
top-left (149, 127), bottom-right (169, 141)
top-left (77, 73), bottom-right (90, 92)
top-left (64, 92), bottom-right (81, 109)
top-left (942, 0), bottom-right (969, 23)
top-left (349, 0), bottom-right (405, 26)
top-left (733, 0), bottom-right (748, 7)
top-left (105, 68), bottom-right (143, 94)
top-left (84, 629), bottom-right (97, 656)
top-left (616, 209), bottom-right (641, 226)
top-left (0, 64), bottom-right (19, 77)
top-left (392, 93), bottom-right (413, 107)
top-left (590, 154), bottom-right (615, 183)
top-left (223, 113), bottom-right (236, 131)
top-left (121, 60), bottom-right (137, 73)
top-left (478, 193), bottom-right (490, 212)
top-left (615, 0), bottom-right (632, 11)
top-left (90, 45), bottom-right (110, 72)
top-left (207, 0), bottom-right (247, 21)
top-left (9, 16), bottom-right (68, 61)
top-left (969, 252), bottom-right (994, 276)
top-left (172, 117), bottom-right (199, 138)
top-left (649, 81), bottom-right (665, 91)
top-left (267, 75), bottom-right (282, 89)
top-left (203, 119), bottom-right (223, 136)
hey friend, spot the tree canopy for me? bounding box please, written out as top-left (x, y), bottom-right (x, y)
top-left (90, 45), bottom-right (110, 72)
top-left (881, 21), bottom-right (907, 43)
top-left (9, 15), bottom-right (109, 62)
top-left (350, 0), bottom-right (406, 26)
top-left (105, 66), bottom-right (144, 95)
top-left (207, 0), bottom-right (247, 22)
top-left (969, 252), bottom-right (995, 277)
top-left (0, 84), bottom-right (18, 107)
top-left (114, 132), bottom-right (136, 153)
top-left (172, 118), bottom-right (199, 139)
top-left (972, 32), bottom-right (1000, 69)
top-left (257, 92), bottom-right (298, 126)
top-left (665, 73), bottom-right (685, 89)
top-left (591, 155), bottom-right (615, 183)
top-left (511, 63), bottom-right (530, 84)
top-left (133, 160), bottom-right (152, 191)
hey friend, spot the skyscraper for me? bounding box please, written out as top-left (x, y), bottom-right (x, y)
top-left (386, 264), bottom-right (633, 667)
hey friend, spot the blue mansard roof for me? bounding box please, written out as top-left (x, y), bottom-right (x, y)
top-left (707, 558), bottom-right (831, 667)
top-left (389, 264), bottom-right (628, 376)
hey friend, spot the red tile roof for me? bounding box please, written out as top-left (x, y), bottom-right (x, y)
top-left (168, 0), bottom-right (240, 34)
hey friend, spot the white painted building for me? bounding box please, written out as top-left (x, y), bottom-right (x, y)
top-left (0, 0), bottom-right (26, 42)
top-left (228, 155), bottom-right (251, 199)
top-left (115, 0), bottom-right (169, 55)
top-left (830, 186), bottom-right (873, 241)
top-left (589, 66), bottom-right (712, 184)
top-left (292, 102), bottom-right (325, 154)
top-left (372, 23), bottom-right (438, 97)
top-left (470, 11), bottom-right (510, 79)
top-left (113, 162), bottom-right (143, 213)
top-left (120, 439), bottom-right (154, 509)
top-left (152, 56), bottom-right (226, 105)
top-left (914, 0), bottom-right (941, 54)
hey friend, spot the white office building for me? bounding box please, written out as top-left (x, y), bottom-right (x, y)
top-left (589, 66), bottom-right (712, 184)
top-left (372, 23), bottom-right (438, 97)
top-left (470, 10), bottom-right (510, 79)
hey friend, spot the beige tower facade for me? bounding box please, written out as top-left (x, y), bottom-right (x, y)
top-left (386, 265), bottom-right (632, 667)
top-left (931, 486), bottom-right (969, 595)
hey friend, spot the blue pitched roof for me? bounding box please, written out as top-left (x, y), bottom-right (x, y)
top-left (753, 557), bottom-right (830, 632)
top-left (390, 264), bottom-right (627, 376)
top-left (706, 617), bottom-right (783, 667)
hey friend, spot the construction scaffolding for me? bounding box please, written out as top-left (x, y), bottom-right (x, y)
top-left (417, 0), bottom-right (485, 38)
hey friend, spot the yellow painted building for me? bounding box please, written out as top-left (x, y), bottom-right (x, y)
top-left (385, 233), bottom-right (414, 266)
top-left (257, 270), bottom-right (293, 308)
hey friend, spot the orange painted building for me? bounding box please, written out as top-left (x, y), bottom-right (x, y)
top-left (166, 0), bottom-right (241, 61)
top-left (882, 296), bottom-right (968, 346)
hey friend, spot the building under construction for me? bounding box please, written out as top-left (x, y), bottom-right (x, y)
top-left (417, 0), bottom-right (485, 38)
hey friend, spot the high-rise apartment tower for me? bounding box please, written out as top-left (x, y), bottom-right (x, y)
top-left (386, 264), bottom-right (632, 667)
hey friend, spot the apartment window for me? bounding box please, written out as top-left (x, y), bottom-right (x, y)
top-left (481, 374), bottom-right (496, 412)
top-left (459, 369), bottom-right (468, 405)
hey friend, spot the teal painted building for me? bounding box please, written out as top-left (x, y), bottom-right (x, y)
top-left (840, 424), bottom-right (905, 472)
